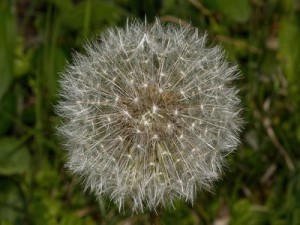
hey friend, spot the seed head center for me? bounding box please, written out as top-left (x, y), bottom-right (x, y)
top-left (117, 85), bottom-right (182, 142)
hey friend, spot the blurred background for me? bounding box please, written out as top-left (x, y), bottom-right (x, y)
top-left (0, 0), bottom-right (300, 224)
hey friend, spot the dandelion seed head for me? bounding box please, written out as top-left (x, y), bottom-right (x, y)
top-left (56, 19), bottom-right (243, 212)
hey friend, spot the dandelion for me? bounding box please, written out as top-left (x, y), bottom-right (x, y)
top-left (56, 19), bottom-right (242, 213)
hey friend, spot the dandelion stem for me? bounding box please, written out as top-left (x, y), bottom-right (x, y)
top-left (150, 208), bottom-right (162, 225)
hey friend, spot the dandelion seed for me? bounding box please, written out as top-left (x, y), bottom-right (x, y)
top-left (56, 18), bottom-right (243, 213)
top-left (152, 105), bottom-right (158, 114)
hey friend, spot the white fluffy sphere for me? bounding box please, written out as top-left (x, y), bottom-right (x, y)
top-left (56, 19), bottom-right (242, 212)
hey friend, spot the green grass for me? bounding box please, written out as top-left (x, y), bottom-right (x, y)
top-left (0, 0), bottom-right (300, 224)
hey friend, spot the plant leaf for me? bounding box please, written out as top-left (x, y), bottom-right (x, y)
top-left (0, 138), bottom-right (30, 175)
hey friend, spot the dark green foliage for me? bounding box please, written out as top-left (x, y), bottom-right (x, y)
top-left (0, 0), bottom-right (299, 224)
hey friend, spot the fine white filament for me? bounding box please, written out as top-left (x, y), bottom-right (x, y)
top-left (56, 19), bottom-right (242, 212)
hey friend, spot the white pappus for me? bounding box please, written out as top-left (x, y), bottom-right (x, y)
top-left (56, 19), bottom-right (243, 213)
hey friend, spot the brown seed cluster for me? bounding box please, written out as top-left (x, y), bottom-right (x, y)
top-left (116, 84), bottom-right (185, 146)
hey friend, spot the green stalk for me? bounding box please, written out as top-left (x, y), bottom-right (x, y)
top-left (83, 0), bottom-right (92, 37)
top-left (150, 208), bottom-right (162, 225)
